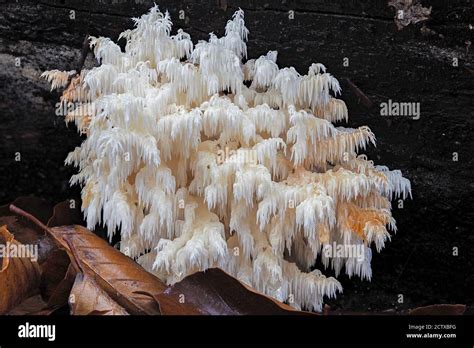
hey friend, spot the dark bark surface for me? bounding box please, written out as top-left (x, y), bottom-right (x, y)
top-left (0, 0), bottom-right (472, 312)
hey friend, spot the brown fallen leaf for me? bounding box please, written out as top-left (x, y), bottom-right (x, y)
top-left (0, 199), bottom-right (72, 307)
top-left (41, 199), bottom-right (84, 304)
top-left (46, 263), bottom-right (77, 309)
top-left (0, 225), bottom-right (41, 314)
top-left (10, 204), bottom-right (165, 315)
top-left (50, 225), bottom-right (167, 315)
top-left (409, 304), bottom-right (466, 316)
top-left (69, 273), bottom-right (129, 315)
top-left (39, 247), bottom-right (73, 301)
top-left (155, 268), bottom-right (310, 315)
top-left (9, 205), bottom-right (168, 315)
top-left (7, 294), bottom-right (59, 316)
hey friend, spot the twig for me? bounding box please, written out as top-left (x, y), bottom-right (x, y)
top-left (393, 245), bottom-right (417, 287)
top-left (9, 204), bottom-right (51, 233)
top-left (464, 66), bottom-right (474, 75)
top-left (345, 78), bottom-right (374, 109)
top-left (75, 34), bottom-right (90, 74)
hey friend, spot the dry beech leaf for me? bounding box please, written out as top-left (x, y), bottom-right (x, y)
top-left (409, 304), bottom-right (466, 315)
top-left (10, 204), bottom-right (166, 315)
top-left (46, 263), bottom-right (77, 309)
top-left (0, 226), bottom-right (41, 314)
top-left (154, 268), bottom-right (310, 315)
top-left (7, 294), bottom-right (59, 316)
top-left (8, 295), bottom-right (47, 315)
top-left (0, 200), bottom-right (72, 306)
top-left (39, 248), bottom-right (73, 302)
top-left (3, 197), bottom-right (91, 308)
top-left (70, 273), bottom-right (129, 315)
top-left (41, 199), bottom-right (84, 304)
top-left (47, 225), bottom-right (167, 315)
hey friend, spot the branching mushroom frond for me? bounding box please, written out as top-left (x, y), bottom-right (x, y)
top-left (42, 5), bottom-right (412, 312)
top-left (41, 69), bottom-right (76, 91)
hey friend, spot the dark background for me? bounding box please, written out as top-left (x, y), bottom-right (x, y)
top-left (0, 0), bottom-right (472, 312)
